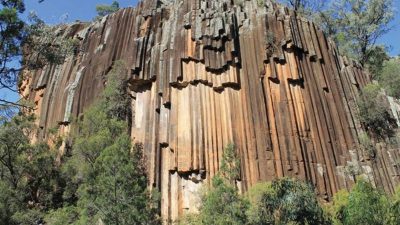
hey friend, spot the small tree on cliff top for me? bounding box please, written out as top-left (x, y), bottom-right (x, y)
top-left (95, 1), bottom-right (120, 20)
top-left (312, 0), bottom-right (394, 69)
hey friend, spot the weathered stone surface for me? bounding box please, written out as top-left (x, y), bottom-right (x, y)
top-left (20, 0), bottom-right (400, 222)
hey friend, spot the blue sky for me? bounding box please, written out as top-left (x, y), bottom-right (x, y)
top-left (25, 0), bottom-right (398, 56)
top-left (24, 0), bottom-right (139, 24)
top-left (1, 0), bottom-right (400, 102)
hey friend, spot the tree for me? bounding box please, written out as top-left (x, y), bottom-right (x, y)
top-left (0, 0), bottom-right (77, 110)
top-left (181, 144), bottom-right (248, 225)
top-left (0, 0), bottom-right (26, 94)
top-left (246, 178), bottom-right (329, 225)
top-left (197, 176), bottom-right (249, 225)
top-left (357, 83), bottom-right (397, 138)
top-left (95, 1), bottom-right (120, 19)
top-left (325, 189), bottom-right (350, 225)
top-left (364, 45), bottom-right (390, 79)
top-left (282, 0), bottom-right (324, 16)
top-left (75, 142), bottom-right (160, 225)
top-left (343, 179), bottom-right (389, 225)
top-left (220, 143), bottom-right (241, 185)
top-left (325, 179), bottom-right (400, 225)
top-left (387, 187), bottom-right (400, 225)
top-left (0, 113), bottom-right (64, 225)
top-left (319, 0), bottom-right (393, 66)
top-left (45, 60), bottom-right (160, 224)
top-left (379, 57), bottom-right (400, 99)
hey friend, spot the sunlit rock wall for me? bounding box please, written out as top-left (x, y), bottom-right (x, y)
top-left (20, 0), bottom-right (400, 222)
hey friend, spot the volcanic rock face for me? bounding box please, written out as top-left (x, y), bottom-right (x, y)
top-left (20, 0), bottom-right (400, 222)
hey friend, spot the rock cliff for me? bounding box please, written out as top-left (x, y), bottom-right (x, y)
top-left (20, 0), bottom-right (400, 222)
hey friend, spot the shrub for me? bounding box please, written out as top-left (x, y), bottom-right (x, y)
top-left (343, 179), bottom-right (389, 225)
top-left (246, 178), bottom-right (329, 225)
top-left (380, 58), bottom-right (400, 99)
top-left (357, 83), bottom-right (396, 138)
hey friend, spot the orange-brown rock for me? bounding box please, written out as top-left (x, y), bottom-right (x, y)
top-left (20, 0), bottom-right (400, 222)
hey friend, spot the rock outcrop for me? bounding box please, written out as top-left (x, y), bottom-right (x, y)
top-left (20, 0), bottom-right (400, 222)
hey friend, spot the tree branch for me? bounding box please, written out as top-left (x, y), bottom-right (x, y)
top-left (0, 98), bottom-right (34, 109)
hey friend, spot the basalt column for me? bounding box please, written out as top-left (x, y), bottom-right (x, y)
top-left (20, 0), bottom-right (400, 223)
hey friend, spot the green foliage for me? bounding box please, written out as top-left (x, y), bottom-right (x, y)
top-left (179, 213), bottom-right (202, 225)
top-left (95, 0), bottom-right (120, 19)
top-left (71, 142), bottom-right (160, 225)
top-left (358, 132), bottom-right (376, 159)
top-left (182, 144), bottom-right (248, 225)
top-left (246, 182), bottom-right (276, 225)
top-left (327, 180), bottom-right (400, 225)
top-left (387, 187), bottom-right (400, 225)
top-left (357, 83), bottom-right (396, 138)
top-left (193, 176), bottom-right (249, 225)
top-left (220, 143), bottom-right (241, 184)
top-left (102, 60), bottom-right (131, 120)
top-left (283, 0), bottom-right (324, 17)
top-left (344, 179), bottom-right (389, 225)
top-left (379, 57), bottom-right (400, 99)
top-left (317, 0), bottom-right (393, 65)
top-left (325, 189), bottom-right (350, 225)
top-left (44, 206), bottom-right (79, 225)
top-left (45, 60), bottom-right (159, 224)
top-left (0, 0), bottom-right (76, 109)
top-left (23, 12), bottom-right (79, 69)
top-left (246, 178), bottom-right (329, 225)
top-left (0, 113), bottom-right (64, 224)
top-left (364, 45), bottom-right (390, 79)
top-left (0, 0), bottom-right (26, 92)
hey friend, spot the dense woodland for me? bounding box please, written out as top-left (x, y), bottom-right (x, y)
top-left (1, 0), bottom-right (400, 224)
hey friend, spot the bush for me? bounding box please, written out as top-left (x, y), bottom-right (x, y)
top-left (380, 58), bottom-right (400, 99)
top-left (183, 144), bottom-right (248, 225)
top-left (358, 132), bottom-right (376, 159)
top-left (357, 83), bottom-right (396, 138)
top-left (197, 176), bottom-right (249, 225)
top-left (343, 179), bottom-right (389, 225)
top-left (246, 178), bottom-right (329, 225)
top-left (387, 187), bottom-right (400, 225)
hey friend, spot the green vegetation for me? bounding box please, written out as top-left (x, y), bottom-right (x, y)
top-left (45, 61), bottom-right (159, 224)
top-left (326, 179), bottom-right (400, 225)
top-left (283, 0), bottom-right (394, 78)
top-left (0, 61), bottom-right (160, 224)
top-left (180, 145), bottom-right (400, 225)
top-left (343, 180), bottom-right (388, 225)
top-left (325, 0), bottom-right (393, 66)
top-left (364, 45), bottom-right (390, 80)
top-left (0, 1), bottom-right (399, 225)
top-left (0, 0), bottom-right (77, 109)
top-left (0, 113), bottom-right (63, 224)
top-left (379, 58), bottom-right (400, 99)
top-left (284, 1), bottom-right (400, 100)
top-left (95, 1), bottom-right (120, 20)
top-left (357, 83), bottom-right (396, 138)
top-left (247, 178), bottom-right (329, 225)
top-left (181, 144), bottom-right (249, 225)
top-left (358, 132), bottom-right (376, 159)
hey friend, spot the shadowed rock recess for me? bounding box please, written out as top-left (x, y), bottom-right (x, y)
top-left (19, 0), bottom-right (400, 221)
